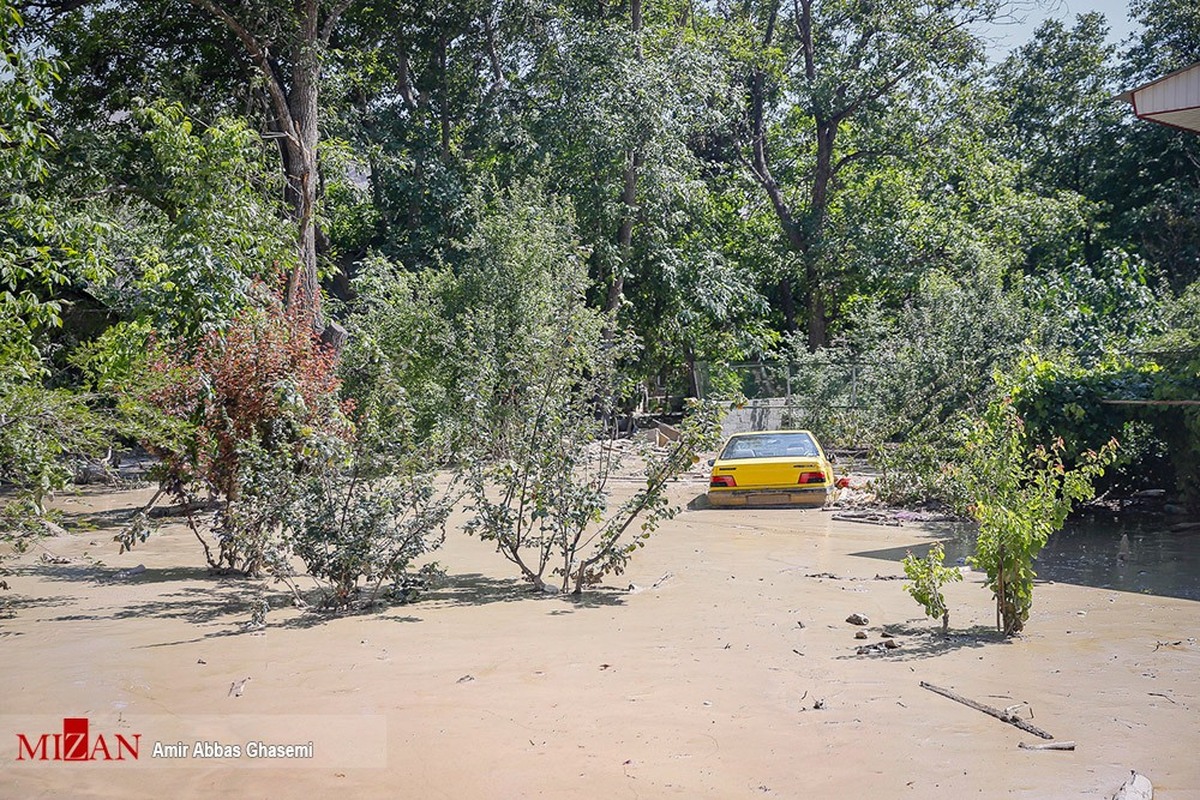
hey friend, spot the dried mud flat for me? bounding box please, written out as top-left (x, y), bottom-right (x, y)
top-left (2, 481), bottom-right (1198, 799)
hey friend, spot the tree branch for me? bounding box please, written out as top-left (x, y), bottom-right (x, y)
top-left (320, 0), bottom-right (354, 45)
top-left (187, 0), bottom-right (296, 144)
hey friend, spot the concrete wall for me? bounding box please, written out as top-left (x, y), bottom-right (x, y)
top-left (721, 398), bottom-right (790, 438)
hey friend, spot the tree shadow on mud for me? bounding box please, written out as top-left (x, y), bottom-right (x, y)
top-left (420, 572), bottom-right (627, 610)
top-left (57, 505), bottom-right (141, 531)
top-left (42, 583), bottom-right (276, 627)
top-left (833, 623), bottom-right (1009, 662)
top-left (17, 563), bottom-right (217, 586)
top-left (1, 592), bottom-right (77, 634)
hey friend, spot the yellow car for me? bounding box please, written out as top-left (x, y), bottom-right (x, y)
top-left (707, 430), bottom-right (834, 507)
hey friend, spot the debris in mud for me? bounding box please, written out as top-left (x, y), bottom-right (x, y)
top-left (39, 553), bottom-right (70, 565)
top-left (456, 674), bottom-right (475, 684)
top-left (804, 572), bottom-right (904, 582)
top-left (74, 459), bottom-right (115, 485)
top-left (243, 598), bottom-right (268, 632)
top-left (1111, 771), bottom-right (1153, 800)
top-left (114, 564), bottom-right (146, 580)
top-left (920, 681), bottom-right (1053, 739)
top-left (846, 613), bottom-right (869, 625)
top-left (831, 512), bottom-right (902, 527)
top-left (228, 677), bottom-right (250, 697)
top-left (1018, 740), bottom-right (1075, 751)
top-left (1153, 640), bottom-right (1185, 651)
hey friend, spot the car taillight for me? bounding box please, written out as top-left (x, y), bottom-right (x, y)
top-left (797, 471), bottom-right (825, 485)
top-left (710, 475), bottom-right (737, 488)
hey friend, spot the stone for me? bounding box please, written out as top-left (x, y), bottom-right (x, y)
top-left (884, 639), bottom-right (900, 649)
top-left (855, 631), bottom-right (868, 639)
top-left (846, 613), bottom-right (869, 626)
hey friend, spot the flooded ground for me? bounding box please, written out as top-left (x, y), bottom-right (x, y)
top-left (2, 483), bottom-right (1199, 798)
top-left (852, 514), bottom-right (1200, 602)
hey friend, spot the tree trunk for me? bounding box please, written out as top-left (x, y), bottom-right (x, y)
top-left (607, 0), bottom-right (643, 316)
top-left (802, 120), bottom-right (837, 350)
top-left (609, 149), bottom-right (643, 313)
top-left (187, 0), bottom-right (346, 336)
top-left (746, 0), bottom-right (836, 351)
top-left (283, 4), bottom-right (322, 329)
top-left (778, 276), bottom-right (796, 332)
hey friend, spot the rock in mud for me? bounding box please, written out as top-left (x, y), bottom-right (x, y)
top-left (846, 613), bottom-right (869, 626)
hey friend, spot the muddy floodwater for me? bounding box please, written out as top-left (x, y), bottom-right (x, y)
top-left (856, 515), bottom-right (1200, 602)
top-left (2, 482), bottom-right (1199, 799)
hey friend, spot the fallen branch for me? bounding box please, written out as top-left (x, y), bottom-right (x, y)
top-left (920, 681), bottom-right (1054, 739)
top-left (1019, 740), bottom-right (1075, 751)
top-left (831, 513), bottom-right (901, 527)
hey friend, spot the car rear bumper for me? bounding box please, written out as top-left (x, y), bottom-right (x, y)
top-left (706, 486), bottom-right (830, 507)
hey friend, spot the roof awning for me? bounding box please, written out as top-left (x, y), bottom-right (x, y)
top-left (1116, 62), bottom-right (1200, 133)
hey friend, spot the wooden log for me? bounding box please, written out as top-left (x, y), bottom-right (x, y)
top-left (1019, 740), bottom-right (1075, 751)
top-left (1112, 771), bottom-right (1153, 800)
top-left (919, 681), bottom-right (1054, 739)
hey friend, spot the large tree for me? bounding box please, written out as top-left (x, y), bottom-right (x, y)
top-left (723, 0), bottom-right (1005, 348)
top-left (25, 0), bottom-right (359, 333)
top-left (184, 0), bottom-right (356, 332)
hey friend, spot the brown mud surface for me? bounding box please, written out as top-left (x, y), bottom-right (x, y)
top-left (2, 480), bottom-right (1198, 798)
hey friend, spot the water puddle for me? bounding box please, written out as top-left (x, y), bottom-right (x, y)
top-left (850, 515), bottom-right (1200, 601)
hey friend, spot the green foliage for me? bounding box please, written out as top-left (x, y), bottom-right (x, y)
top-left (901, 542), bottom-right (963, 634)
top-left (1007, 354), bottom-right (1164, 480)
top-left (0, 2), bottom-right (110, 553)
top-left (124, 300), bottom-right (349, 574)
top-left (240, 431), bottom-right (454, 610)
top-left (1145, 283), bottom-right (1200, 509)
top-left (783, 268), bottom-right (1031, 505)
top-left (340, 257), bottom-right (458, 448)
top-left (444, 180), bottom-right (724, 592)
top-left (0, 372), bottom-right (106, 514)
top-left (94, 102), bottom-right (294, 343)
top-left (958, 401), bottom-right (1117, 635)
top-left (1026, 249), bottom-right (1159, 359)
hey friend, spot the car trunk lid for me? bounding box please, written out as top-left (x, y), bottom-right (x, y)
top-left (714, 457), bottom-right (825, 489)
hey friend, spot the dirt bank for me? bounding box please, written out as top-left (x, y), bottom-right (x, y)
top-left (2, 481), bottom-right (1197, 798)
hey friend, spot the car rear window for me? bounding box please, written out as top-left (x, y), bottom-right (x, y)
top-left (720, 432), bottom-right (819, 460)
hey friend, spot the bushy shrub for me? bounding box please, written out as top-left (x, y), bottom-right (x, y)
top-left (125, 298), bottom-right (351, 574)
top-left (958, 401), bottom-right (1116, 635)
top-left (902, 541), bottom-right (963, 634)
